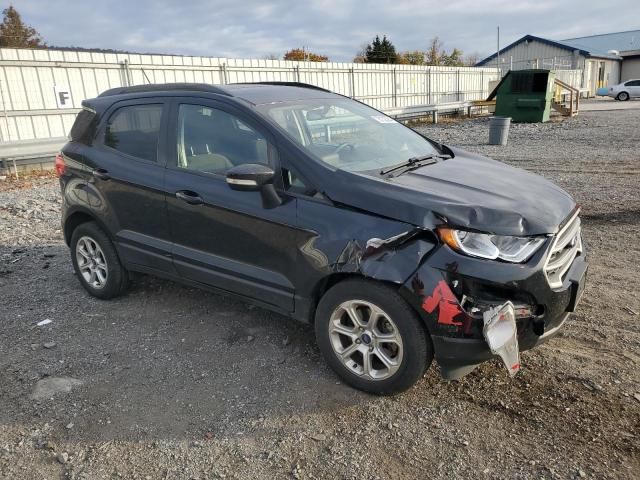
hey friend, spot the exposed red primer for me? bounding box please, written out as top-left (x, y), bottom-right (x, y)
top-left (422, 279), bottom-right (473, 334)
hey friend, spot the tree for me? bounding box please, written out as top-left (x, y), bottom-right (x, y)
top-left (365, 35), bottom-right (398, 64)
top-left (424, 37), bottom-right (466, 66)
top-left (398, 50), bottom-right (425, 65)
top-left (425, 36), bottom-right (443, 66)
top-left (441, 48), bottom-right (464, 67)
top-left (283, 48), bottom-right (329, 62)
top-left (0, 5), bottom-right (45, 48)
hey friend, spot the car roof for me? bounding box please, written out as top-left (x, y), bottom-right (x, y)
top-left (91, 82), bottom-right (339, 109)
top-left (222, 83), bottom-right (338, 105)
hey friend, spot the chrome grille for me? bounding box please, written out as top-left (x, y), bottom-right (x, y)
top-left (544, 211), bottom-right (582, 289)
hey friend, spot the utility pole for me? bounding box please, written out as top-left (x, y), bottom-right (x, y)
top-left (497, 26), bottom-right (501, 76)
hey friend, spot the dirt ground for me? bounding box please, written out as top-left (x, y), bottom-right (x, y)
top-left (0, 104), bottom-right (639, 479)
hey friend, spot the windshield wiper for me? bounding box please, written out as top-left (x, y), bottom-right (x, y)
top-left (380, 154), bottom-right (450, 177)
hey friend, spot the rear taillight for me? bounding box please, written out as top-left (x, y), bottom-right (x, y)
top-left (55, 153), bottom-right (66, 177)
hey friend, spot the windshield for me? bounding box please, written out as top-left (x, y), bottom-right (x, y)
top-left (256, 98), bottom-right (440, 173)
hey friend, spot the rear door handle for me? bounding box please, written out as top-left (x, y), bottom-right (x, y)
top-left (92, 168), bottom-right (111, 181)
top-left (175, 190), bottom-right (204, 205)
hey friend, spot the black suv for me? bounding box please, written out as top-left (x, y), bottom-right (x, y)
top-left (58, 82), bottom-right (587, 394)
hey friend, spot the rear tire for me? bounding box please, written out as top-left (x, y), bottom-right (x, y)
top-left (70, 221), bottom-right (129, 299)
top-left (315, 279), bottom-right (432, 395)
top-left (617, 92), bottom-right (630, 101)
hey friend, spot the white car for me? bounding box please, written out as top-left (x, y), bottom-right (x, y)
top-left (608, 79), bottom-right (640, 101)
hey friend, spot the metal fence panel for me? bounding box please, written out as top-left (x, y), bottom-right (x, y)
top-left (0, 47), bottom-right (504, 141)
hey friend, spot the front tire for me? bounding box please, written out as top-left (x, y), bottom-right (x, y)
top-left (617, 92), bottom-right (630, 101)
top-left (315, 279), bottom-right (432, 395)
top-left (70, 221), bottom-right (129, 299)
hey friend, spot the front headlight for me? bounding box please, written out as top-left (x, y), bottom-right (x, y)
top-left (438, 227), bottom-right (546, 263)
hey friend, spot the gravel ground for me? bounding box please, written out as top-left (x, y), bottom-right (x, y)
top-left (1, 105), bottom-right (639, 479)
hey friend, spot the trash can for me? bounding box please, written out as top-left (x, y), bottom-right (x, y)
top-left (489, 116), bottom-right (511, 145)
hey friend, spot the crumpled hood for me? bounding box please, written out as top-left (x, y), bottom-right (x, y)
top-left (326, 146), bottom-right (576, 236)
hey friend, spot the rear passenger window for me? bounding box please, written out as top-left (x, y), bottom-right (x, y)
top-left (103, 104), bottom-right (162, 161)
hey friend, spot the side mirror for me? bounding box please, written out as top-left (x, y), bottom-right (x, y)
top-left (226, 163), bottom-right (282, 209)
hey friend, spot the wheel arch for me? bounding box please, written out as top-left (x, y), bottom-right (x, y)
top-left (304, 231), bottom-right (438, 329)
top-left (308, 273), bottom-right (432, 336)
top-left (308, 272), bottom-right (367, 324)
top-left (63, 208), bottom-right (111, 246)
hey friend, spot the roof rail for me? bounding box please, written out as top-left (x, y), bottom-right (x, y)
top-left (98, 83), bottom-right (230, 97)
top-left (231, 81), bottom-right (332, 93)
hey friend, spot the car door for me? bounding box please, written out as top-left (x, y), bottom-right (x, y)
top-left (165, 98), bottom-right (298, 312)
top-left (626, 80), bottom-right (640, 97)
top-left (88, 99), bottom-right (174, 274)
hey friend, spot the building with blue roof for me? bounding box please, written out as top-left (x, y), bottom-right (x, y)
top-left (477, 29), bottom-right (640, 96)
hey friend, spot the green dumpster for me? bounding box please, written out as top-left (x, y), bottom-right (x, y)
top-left (487, 69), bottom-right (555, 123)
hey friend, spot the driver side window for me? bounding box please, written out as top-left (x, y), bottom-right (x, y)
top-left (176, 104), bottom-right (272, 174)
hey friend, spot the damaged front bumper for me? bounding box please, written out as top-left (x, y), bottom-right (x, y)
top-left (402, 240), bottom-right (588, 380)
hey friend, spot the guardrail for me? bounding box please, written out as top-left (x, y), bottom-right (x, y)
top-left (0, 136), bottom-right (67, 159)
top-left (0, 136), bottom-right (66, 177)
top-left (384, 100), bottom-right (478, 123)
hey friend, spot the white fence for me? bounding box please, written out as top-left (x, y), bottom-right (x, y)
top-left (553, 69), bottom-right (583, 88)
top-left (0, 47), bottom-right (501, 142)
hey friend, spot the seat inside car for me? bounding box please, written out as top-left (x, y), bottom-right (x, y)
top-left (180, 108), bottom-right (233, 173)
top-left (179, 106), bottom-right (268, 173)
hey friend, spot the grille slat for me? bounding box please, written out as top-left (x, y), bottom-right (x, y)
top-left (546, 242), bottom-right (579, 271)
top-left (544, 211), bottom-right (582, 289)
top-left (553, 217), bottom-right (581, 252)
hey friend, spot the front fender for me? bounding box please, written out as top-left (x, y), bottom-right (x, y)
top-left (294, 198), bottom-right (439, 322)
top-left (332, 229), bottom-right (437, 284)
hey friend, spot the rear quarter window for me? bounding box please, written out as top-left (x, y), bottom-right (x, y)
top-left (69, 108), bottom-right (97, 144)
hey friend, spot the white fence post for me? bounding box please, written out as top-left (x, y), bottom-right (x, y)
top-left (349, 68), bottom-right (355, 98)
top-left (221, 63), bottom-right (228, 85)
top-left (392, 68), bottom-right (397, 107)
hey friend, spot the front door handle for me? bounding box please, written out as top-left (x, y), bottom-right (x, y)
top-left (175, 190), bottom-right (204, 205)
top-left (92, 168), bottom-right (111, 181)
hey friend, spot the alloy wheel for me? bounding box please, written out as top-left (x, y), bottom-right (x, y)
top-left (328, 300), bottom-right (404, 380)
top-left (76, 236), bottom-right (108, 289)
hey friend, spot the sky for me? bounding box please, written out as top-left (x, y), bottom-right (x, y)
top-left (9, 0), bottom-right (640, 62)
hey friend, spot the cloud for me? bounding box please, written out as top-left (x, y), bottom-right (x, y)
top-left (10, 0), bottom-right (640, 62)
